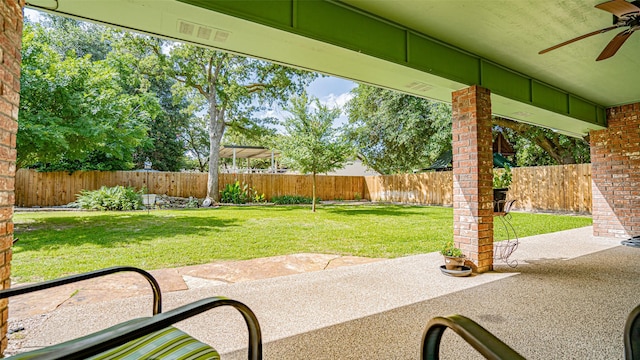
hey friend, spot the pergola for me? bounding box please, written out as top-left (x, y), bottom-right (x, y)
top-left (218, 145), bottom-right (280, 173)
top-left (2, 0), bottom-right (639, 351)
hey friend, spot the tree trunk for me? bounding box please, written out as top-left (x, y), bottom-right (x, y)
top-left (207, 103), bottom-right (225, 202)
top-left (312, 172), bottom-right (316, 212)
top-left (207, 134), bottom-right (222, 202)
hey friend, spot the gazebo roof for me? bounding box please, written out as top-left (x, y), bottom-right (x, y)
top-left (218, 145), bottom-right (279, 159)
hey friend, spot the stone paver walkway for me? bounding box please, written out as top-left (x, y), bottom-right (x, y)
top-left (9, 253), bottom-right (383, 319)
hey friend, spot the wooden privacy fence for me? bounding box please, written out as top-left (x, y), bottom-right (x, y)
top-left (365, 172), bottom-right (453, 205)
top-left (509, 163), bottom-right (591, 213)
top-left (14, 164), bottom-right (593, 213)
top-left (365, 164), bottom-right (592, 213)
top-left (14, 170), bottom-right (367, 207)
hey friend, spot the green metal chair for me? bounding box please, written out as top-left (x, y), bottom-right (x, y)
top-left (0, 266), bottom-right (262, 360)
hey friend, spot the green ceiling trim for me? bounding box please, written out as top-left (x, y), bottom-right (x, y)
top-left (480, 61), bottom-right (531, 104)
top-left (570, 95), bottom-right (603, 125)
top-left (407, 32), bottom-right (479, 85)
top-left (178, 0), bottom-right (606, 127)
top-left (532, 81), bottom-right (569, 115)
top-left (180, 0), bottom-right (293, 29)
top-left (296, 1), bottom-right (406, 63)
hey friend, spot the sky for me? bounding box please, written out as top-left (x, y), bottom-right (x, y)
top-left (263, 76), bottom-right (357, 129)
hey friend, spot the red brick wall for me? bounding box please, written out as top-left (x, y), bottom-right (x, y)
top-left (591, 103), bottom-right (640, 238)
top-left (0, 0), bottom-right (22, 353)
top-left (452, 85), bottom-right (494, 272)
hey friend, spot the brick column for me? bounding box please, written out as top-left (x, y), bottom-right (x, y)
top-left (0, 0), bottom-right (23, 354)
top-left (590, 103), bottom-right (640, 238)
top-left (452, 85), bottom-right (494, 273)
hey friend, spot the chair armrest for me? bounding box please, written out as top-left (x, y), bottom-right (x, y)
top-left (11, 297), bottom-right (262, 360)
top-left (0, 266), bottom-right (162, 315)
top-left (625, 304), bottom-right (640, 360)
top-left (422, 314), bottom-right (524, 360)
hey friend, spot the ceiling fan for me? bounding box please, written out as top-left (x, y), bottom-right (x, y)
top-left (539, 0), bottom-right (640, 61)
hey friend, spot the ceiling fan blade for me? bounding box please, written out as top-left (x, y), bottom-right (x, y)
top-left (538, 26), bottom-right (619, 54)
top-left (596, 28), bottom-right (634, 60)
top-left (595, 0), bottom-right (640, 17)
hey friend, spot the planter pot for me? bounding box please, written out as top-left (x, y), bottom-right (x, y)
top-left (443, 255), bottom-right (466, 270)
top-left (493, 188), bottom-right (508, 212)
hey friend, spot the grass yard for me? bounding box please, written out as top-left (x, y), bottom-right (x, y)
top-left (12, 204), bottom-right (592, 282)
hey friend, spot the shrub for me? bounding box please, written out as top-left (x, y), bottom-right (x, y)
top-left (74, 186), bottom-right (143, 211)
top-left (185, 197), bottom-right (199, 208)
top-left (220, 180), bottom-right (266, 204)
top-left (220, 180), bottom-right (248, 204)
top-left (271, 195), bottom-right (319, 205)
top-left (250, 189), bottom-right (266, 203)
top-left (493, 164), bottom-right (513, 189)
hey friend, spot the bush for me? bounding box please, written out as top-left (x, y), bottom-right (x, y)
top-left (271, 195), bottom-right (319, 205)
top-left (220, 180), bottom-right (266, 204)
top-left (74, 186), bottom-right (143, 211)
top-left (493, 164), bottom-right (513, 189)
top-left (220, 180), bottom-right (248, 204)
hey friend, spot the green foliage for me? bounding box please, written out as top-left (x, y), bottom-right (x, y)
top-left (354, 192), bottom-right (362, 201)
top-left (131, 76), bottom-right (191, 172)
top-left (185, 197), bottom-right (200, 209)
top-left (440, 240), bottom-right (464, 257)
top-left (220, 180), bottom-right (266, 204)
top-left (74, 186), bottom-right (143, 211)
top-left (346, 85), bottom-right (452, 174)
top-left (271, 195), bottom-right (317, 205)
top-left (220, 180), bottom-right (249, 204)
top-left (38, 15), bottom-right (112, 61)
top-left (18, 21), bottom-right (157, 171)
top-left (279, 92), bottom-right (354, 174)
top-left (493, 164), bottom-right (513, 189)
top-left (494, 118), bottom-right (590, 166)
top-left (251, 190), bottom-right (267, 203)
top-left (279, 93), bottom-right (354, 211)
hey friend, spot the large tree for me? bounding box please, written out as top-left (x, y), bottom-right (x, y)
top-left (39, 15), bottom-right (112, 61)
top-left (346, 85), bottom-right (452, 174)
top-left (130, 76), bottom-right (191, 172)
top-left (123, 35), bottom-right (316, 202)
top-left (18, 21), bottom-right (156, 171)
top-left (106, 31), bottom-right (193, 172)
top-left (279, 94), bottom-right (354, 212)
top-left (493, 117), bottom-right (590, 166)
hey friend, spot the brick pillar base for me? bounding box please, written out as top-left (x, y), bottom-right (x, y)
top-left (591, 103), bottom-right (640, 238)
top-left (452, 85), bottom-right (493, 273)
top-left (0, 0), bottom-right (23, 354)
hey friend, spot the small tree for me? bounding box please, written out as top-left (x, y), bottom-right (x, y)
top-left (279, 94), bottom-right (354, 212)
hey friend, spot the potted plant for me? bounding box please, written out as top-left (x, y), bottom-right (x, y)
top-left (440, 240), bottom-right (466, 270)
top-left (493, 164), bottom-right (512, 212)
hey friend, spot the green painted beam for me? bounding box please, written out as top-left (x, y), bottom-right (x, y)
top-left (178, 0), bottom-right (605, 127)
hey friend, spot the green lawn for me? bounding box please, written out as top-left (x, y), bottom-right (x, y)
top-left (12, 205), bottom-right (592, 282)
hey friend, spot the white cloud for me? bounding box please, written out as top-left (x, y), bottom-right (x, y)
top-left (319, 92), bottom-right (354, 110)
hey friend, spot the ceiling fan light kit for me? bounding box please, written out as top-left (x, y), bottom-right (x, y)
top-left (539, 0), bottom-right (640, 61)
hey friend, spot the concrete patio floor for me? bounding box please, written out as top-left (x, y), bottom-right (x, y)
top-left (6, 226), bottom-right (640, 359)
